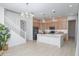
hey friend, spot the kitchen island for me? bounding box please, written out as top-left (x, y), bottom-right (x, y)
top-left (37, 34), bottom-right (65, 48)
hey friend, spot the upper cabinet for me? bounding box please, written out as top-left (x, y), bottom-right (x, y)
top-left (55, 17), bottom-right (67, 29)
top-left (33, 17), bottom-right (68, 30)
top-left (33, 17), bottom-right (40, 28)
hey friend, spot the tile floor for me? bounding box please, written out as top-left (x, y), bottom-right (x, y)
top-left (3, 39), bottom-right (76, 56)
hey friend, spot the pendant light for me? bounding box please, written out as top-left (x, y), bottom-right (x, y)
top-left (52, 9), bottom-right (57, 22)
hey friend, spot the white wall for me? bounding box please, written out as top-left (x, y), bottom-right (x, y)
top-left (4, 10), bottom-right (26, 47)
top-left (0, 6), bottom-right (4, 24)
top-left (5, 10), bottom-right (34, 41)
top-left (26, 14), bottom-right (33, 40)
top-left (0, 8), bottom-right (33, 47)
top-left (75, 11), bottom-right (79, 56)
top-left (4, 9), bottom-right (20, 28)
top-left (67, 15), bottom-right (77, 21)
top-left (8, 30), bottom-right (26, 47)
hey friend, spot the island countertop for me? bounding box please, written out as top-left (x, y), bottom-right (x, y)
top-left (37, 33), bottom-right (64, 37)
top-left (37, 33), bottom-right (65, 48)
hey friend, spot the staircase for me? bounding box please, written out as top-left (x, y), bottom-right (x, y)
top-left (4, 15), bottom-right (27, 47)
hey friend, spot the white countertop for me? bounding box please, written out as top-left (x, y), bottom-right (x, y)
top-left (37, 33), bottom-right (64, 37)
top-left (37, 33), bottom-right (64, 48)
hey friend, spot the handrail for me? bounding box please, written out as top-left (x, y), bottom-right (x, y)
top-left (5, 16), bottom-right (25, 32)
top-left (4, 16), bottom-right (26, 39)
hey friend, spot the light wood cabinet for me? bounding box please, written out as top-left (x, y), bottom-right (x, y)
top-left (33, 17), bottom-right (68, 30)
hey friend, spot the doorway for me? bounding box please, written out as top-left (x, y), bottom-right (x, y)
top-left (33, 27), bottom-right (38, 40)
top-left (68, 20), bottom-right (76, 41)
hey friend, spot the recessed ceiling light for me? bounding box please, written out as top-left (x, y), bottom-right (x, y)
top-left (69, 5), bottom-right (73, 7)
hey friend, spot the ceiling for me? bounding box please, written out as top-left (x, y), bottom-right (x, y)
top-left (0, 3), bottom-right (79, 19)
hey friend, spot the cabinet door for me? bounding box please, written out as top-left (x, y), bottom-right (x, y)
top-left (55, 17), bottom-right (67, 29)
